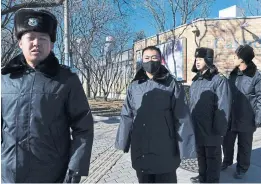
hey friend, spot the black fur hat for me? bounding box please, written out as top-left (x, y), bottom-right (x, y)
top-left (235, 45), bottom-right (255, 64)
top-left (14, 8), bottom-right (57, 42)
top-left (192, 47), bottom-right (215, 73)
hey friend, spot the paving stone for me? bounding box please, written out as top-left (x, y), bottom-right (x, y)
top-left (104, 174), bottom-right (120, 182)
top-left (115, 176), bottom-right (131, 183)
top-left (104, 178), bottom-right (117, 183)
top-left (108, 171), bottom-right (122, 178)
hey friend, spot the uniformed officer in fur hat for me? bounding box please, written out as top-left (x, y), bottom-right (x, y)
top-left (189, 47), bottom-right (231, 183)
top-left (222, 45), bottom-right (261, 179)
top-left (1, 8), bottom-right (94, 183)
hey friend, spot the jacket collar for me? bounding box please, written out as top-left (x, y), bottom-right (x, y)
top-left (230, 61), bottom-right (257, 77)
top-left (1, 52), bottom-right (60, 77)
top-left (132, 65), bottom-right (171, 84)
top-left (192, 68), bottom-right (218, 81)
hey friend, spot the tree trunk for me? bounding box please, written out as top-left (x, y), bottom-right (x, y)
top-left (93, 91), bottom-right (97, 100)
top-left (104, 95), bottom-right (108, 101)
top-left (103, 92), bottom-right (109, 101)
top-left (86, 69), bottom-right (91, 98)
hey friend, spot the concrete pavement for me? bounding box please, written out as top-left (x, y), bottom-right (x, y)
top-left (82, 116), bottom-right (261, 183)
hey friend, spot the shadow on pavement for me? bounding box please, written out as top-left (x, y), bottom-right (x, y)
top-left (220, 147), bottom-right (261, 183)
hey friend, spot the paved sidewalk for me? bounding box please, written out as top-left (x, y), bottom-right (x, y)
top-left (82, 116), bottom-right (261, 183)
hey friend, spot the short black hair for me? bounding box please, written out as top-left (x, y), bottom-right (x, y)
top-left (142, 46), bottom-right (162, 57)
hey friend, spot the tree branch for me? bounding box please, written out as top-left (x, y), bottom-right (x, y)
top-left (1, 0), bottom-right (65, 15)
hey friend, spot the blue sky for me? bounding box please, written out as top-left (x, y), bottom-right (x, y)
top-left (129, 0), bottom-right (241, 38)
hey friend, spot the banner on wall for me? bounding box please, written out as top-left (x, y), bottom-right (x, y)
top-left (157, 39), bottom-right (186, 81)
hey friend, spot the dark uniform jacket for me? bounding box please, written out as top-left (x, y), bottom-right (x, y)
top-left (115, 66), bottom-right (196, 174)
top-left (1, 52), bottom-right (94, 183)
top-left (189, 68), bottom-right (231, 146)
top-left (229, 61), bottom-right (261, 132)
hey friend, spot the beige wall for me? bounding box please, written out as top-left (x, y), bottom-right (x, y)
top-left (134, 17), bottom-right (261, 85)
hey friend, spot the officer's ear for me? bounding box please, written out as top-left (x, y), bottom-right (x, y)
top-left (18, 39), bottom-right (22, 49)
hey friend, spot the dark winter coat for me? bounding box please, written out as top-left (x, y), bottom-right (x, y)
top-left (229, 61), bottom-right (261, 132)
top-left (189, 68), bottom-right (231, 146)
top-left (1, 52), bottom-right (94, 183)
top-left (115, 66), bottom-right (196, 174)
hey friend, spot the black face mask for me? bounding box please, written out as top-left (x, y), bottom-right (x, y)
top-left (142, 60), bottom-right (161, 75)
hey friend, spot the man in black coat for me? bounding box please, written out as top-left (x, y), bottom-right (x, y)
top-left (115, 46), bottom-right (196, 183)
top-left (222, 45), bottom-right (261, 179)
top-left (189, 47), bottom-right (231, 183)
top-left (1, 9), bottom-right (94, 183)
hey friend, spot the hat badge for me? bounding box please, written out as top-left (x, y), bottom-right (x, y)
top-left (196, 51), bottom-right (199, 55)
top-left (28, 18), bottom-right (38, 27)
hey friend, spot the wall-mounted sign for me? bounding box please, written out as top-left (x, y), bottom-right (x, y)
top-left (157, 38), bottom-right (187, 81)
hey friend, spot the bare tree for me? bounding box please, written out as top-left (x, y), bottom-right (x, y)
top-left (239, 0), bottom-right (261, 16)
top-left (134, 30), bottom-right (146, 42)
top-left (97, 25), bottom-right (132, 101)
top-left (72, 38), bottom-right (103, 99)
top-left (113, 0), bottom-right (132, 16)
top-left (175, 0), bottom-right (213, 25)
top-left (1, 28), bottom-right (20, 66)
top-left (86, 49), bottom-right (133, 101)
top-left (66, 0), bottom-right (132, 100)
top-left (68, 0), bottom-right (121, 98)
top-left (1, 0), bottom-right (65, 15)
top-left (133, 0), bottom-right (215, 33)
top-left (143, 0), bottom-right (168, 32)
top-left (1, 0), bottom-right (18, 66)
top-left (89, 64), bottom-right (100, 99)
top-left (101, 61), bottom-right (121, 101)
top-left (100, 19), bottom-right (132, 100)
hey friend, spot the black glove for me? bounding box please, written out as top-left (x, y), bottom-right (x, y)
top-left (63, 169), bottom-right (81, 183)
